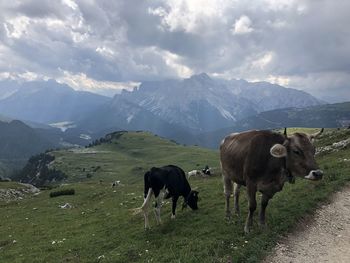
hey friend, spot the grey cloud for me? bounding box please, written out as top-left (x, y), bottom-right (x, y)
top-left (0, 0), bottom-right (349, 101)
top-left (1, 0), bottom-right (72, 20)
top-left (16, 0), bottom-right (68, 19)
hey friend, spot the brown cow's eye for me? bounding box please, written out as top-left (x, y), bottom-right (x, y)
top-left (293, 150), bottom-right (301, 155)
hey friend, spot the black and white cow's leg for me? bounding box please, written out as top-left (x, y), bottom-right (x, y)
top-left (141, 188), bottom-right (153, 229)
top-left (233, 183), bottom-right (241, 216)
top-left (154, 190), bottom-right (165, 225)
top-left (259, 193), bottom-right (271, 227)
top-left (171, 196), bottom-right (179, 219)
top-left (223, 176), bottom-right (233, 219)
top-left (244, 183), bottom-right (257, 234)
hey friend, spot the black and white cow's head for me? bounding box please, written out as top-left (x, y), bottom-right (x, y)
top-left (183, 190), bottom-right (199, 210)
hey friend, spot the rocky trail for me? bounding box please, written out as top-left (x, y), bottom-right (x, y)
top-left (264, 186), bottom-right (350, 263)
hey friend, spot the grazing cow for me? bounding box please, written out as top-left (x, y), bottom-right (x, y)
top-left (187, 170), bottom-right (203, 178)
top-left (111, 180), bottom-right (121, 187)
top-left (220, 128), bottom-right (323, 233)
top-left (138, 165), bottom-right (199, 229)
top-left (202, 165), bottom-right (211, 175)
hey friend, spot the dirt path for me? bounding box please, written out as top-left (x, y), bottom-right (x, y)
top-left (264, 186), bottom-right (350, 263)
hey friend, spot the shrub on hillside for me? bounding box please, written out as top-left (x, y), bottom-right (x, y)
top-left (49, 189), bottom-right (75, 198)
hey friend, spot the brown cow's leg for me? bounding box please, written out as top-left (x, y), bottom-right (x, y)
top-left (223, 176), bottom-right (233, 219)
top-left (234, 183), bottom-right (241, 216)
top-left (244, 184), bottom-right (257, 233)
top-left (259, 193), bottom-right (270, 226)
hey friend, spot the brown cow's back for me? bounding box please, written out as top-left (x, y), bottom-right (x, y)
top-left (220, 130), bottom-right (285, 185)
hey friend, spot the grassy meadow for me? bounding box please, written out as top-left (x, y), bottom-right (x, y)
top-left (1, 129), bottom-right (350, 262)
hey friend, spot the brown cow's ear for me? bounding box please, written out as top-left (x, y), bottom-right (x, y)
top-left (270, 144), bottom-right (287, 158)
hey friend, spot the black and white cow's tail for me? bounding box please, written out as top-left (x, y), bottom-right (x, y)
top-left (131, 172), bottom-right (153, 215)
top-left (131, 188), bottom-right (153, 215)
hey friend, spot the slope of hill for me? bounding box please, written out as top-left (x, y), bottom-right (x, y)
top-left (0, 120), bottom-right (60, 177)
top-left (0, 120), bottom-right (57, 160)
top-left (51, 131), bottom-right (216, 184)
top-left (1, 129), bottom-right (349, 262)
top-left (199, 101), bottom-right (350, 148)
top-left (0, 119), bottom-right (91, 178)
top-left (10, 131), bottom-right (213, 186)
top-left (0, 79), bottom-right (110, 124)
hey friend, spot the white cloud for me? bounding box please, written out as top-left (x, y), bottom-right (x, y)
top-left (57, 71), bottom-right (139, 94)
top-left (267, 19), bottom-right (288, 29)
top-left (265, 75), bottom-right (290, 86)
top-left (252, 52), bottom-right (274, 70)
top-left (4, 16), bottom-right (30, 38)
top-left (149, 0), bottom-right (230, 33)
top-left (287, 72), bottom-right (350, 102)
top-left (0, 71), bottom-right (46, 81)
top-left (264, 0), bottom-right (297, 11)
top-left (232, 15), bottom-right (253, 35)
top-left (61, 0), bottom-right (78, 10)
top-left (95, 46), bottom-right (115, 57)
top-left (18, 71), bottom-right (40, 81)
top-left (161, 50), bottom-right (193, 78)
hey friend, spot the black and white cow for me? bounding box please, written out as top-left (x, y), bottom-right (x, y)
top-left (139, 165), bottom-right (199, 229)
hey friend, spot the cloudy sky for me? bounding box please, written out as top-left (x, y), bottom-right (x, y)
top-left (0, 0), bottom-right (349, 102)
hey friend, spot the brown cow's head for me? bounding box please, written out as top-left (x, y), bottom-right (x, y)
top-left (270, 128), bottom-right (324, 180)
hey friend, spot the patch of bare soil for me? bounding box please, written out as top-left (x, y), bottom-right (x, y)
top-left (264, 186), bottom-right (350, 263)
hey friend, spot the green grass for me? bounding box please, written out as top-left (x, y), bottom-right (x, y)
top-left (0, 181), bottom-right (26, 190)
top-left (52, 131), bottom-right (219, 184)
top-left (1, 130), bottom-right (350, 262)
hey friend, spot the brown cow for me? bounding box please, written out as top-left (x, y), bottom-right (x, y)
top-left (220, 128), bottom-right (323, 233)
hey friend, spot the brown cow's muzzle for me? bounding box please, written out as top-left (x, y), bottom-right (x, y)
top-left (305, 169), bottom-right (323, 180)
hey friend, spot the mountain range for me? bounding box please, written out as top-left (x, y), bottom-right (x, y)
top-left (0, 79), bottom-right (109, 124)
top-left (113, 73), bottom-right (323, 132)
top-left (199, 101), bottom-right (350, 148)
top-left (0, 74), bottom-right (324, 146)
top-left (0, 74), bottom-right (323, 134)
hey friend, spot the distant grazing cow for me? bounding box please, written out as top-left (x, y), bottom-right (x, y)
top-left (136, 165), bottom-right (199, 229)
top-left (111, 180), bottom-right (121, 187)
top-left (187, 170), bottom-right (203, 178)
top-left (202, 165), bottom-right (211, 175)
top-left (220, 128), bottom-right (323, 233)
